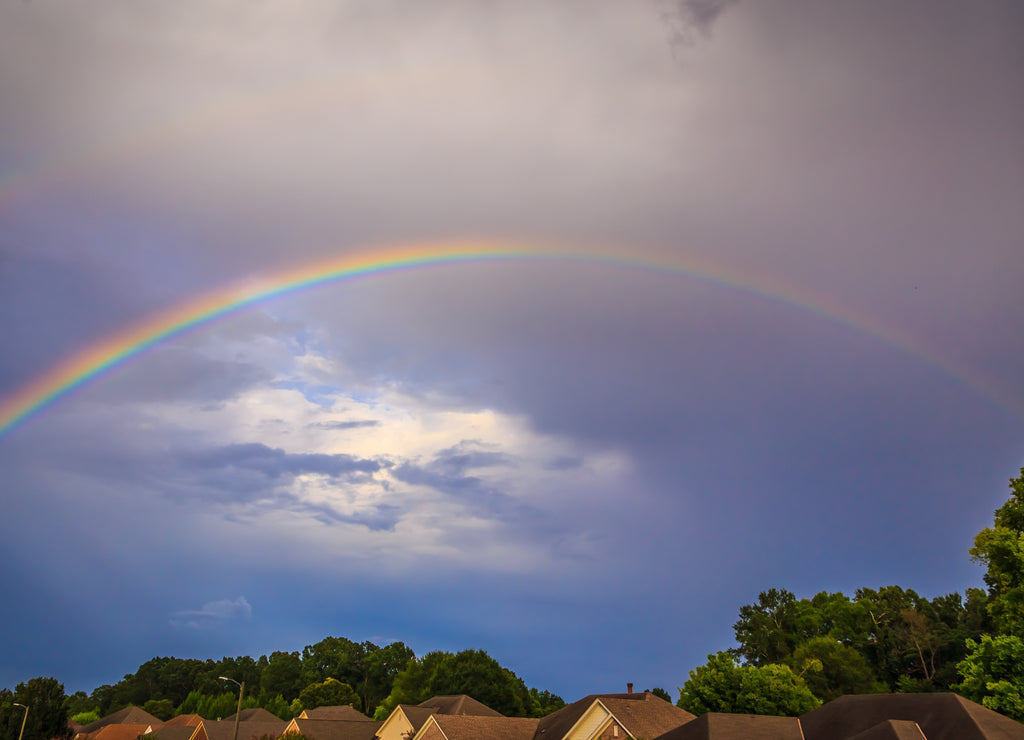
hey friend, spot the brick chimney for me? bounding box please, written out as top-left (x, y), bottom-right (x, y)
top-left (627, 683), bottom-right (633, 694)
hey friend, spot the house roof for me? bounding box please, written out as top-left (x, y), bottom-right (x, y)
top-left (299, 707), bottom-right (371, 722)
top-left (285, 718), bottom-right (381, 740)
top-left (225, 710), bottom-right (283, 724)
top-left (161, 716), bottom-right (204, 728)
top-left (800, 693), bottom-right (1024, 740)
top-left (87, 724), bottom-right (155, 740)
top-left (393, 706), bottom-right (439, 734)
top-left (148, 726), bottom-right (200, 740)
top-left (420, 715), bottom-right (539, 740)
top-left (416, 696), bottom-right (502, 717)
top-left (654, 713), bottom-right (801, 740)
top-left (844, 720), bottom-right (927, 740)
top-left (201, 719), bottom-right (287, 740)
top-left (79, 708), bottom-right (164, 734)
top-left (536, 692), bottom-right (695, 740)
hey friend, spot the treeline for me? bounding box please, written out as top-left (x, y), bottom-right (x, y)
top-left (56, 640), bottom-right (564, 725)
top-left (678, 466), bottom-right (1024, 721)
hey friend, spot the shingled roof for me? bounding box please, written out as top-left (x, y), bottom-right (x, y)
top-left (416, 696), bottom-right (502, 717)
top-left (201, 719), bottom-right (287, 740)
top-left (800, 693), bottom-right (1024, 740)
top-left (284, 718), bottom-right (381, 740)
top-left (536, 692), bottom-right (695, 740)
top-left (78, 708), bottom-right (163, 735)
top-left (420, 715), bottom-right (540, 740)
top-left (224, 709), bottom-right (283, 724)
top-left (299, 707), bottom-right (371, 722)
top-left (844, 720), bottom-right (928, 740)
top-left (654, 713), bottom-right (801, 740)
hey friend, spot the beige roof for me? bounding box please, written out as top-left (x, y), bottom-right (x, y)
top-left (800, 693), bottom-right (1024, 740)
top-left (423, 715), bottom-right (539, 740)
top-left (654, 713), bottom-right (800, 740)
top-left (299, 707), bottom-right (370, 722)
top-left (537, 692), bottom-right (694, 740)
top-left (284, 719), bottom-right (381, 740)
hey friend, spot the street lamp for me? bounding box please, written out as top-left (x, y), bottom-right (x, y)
top-left (13, 703), bottom-right (28, 740)
top-left (218, 677), bottom-right (244, 740)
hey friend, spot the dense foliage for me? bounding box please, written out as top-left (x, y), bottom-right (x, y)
top-left (677, 651), bottom-right (820, 716)
top-left (0, 677), bottom-right (72, 740)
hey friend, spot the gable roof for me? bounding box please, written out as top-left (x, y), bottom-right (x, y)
top-left (800, 693), bottom-right (1024, 740)
top-left (225, 710), bottom-right (283, 724)
top-left (416, 696), bottom-right (502, 717)
top-left (79, 708), bottom-right (164, 734)
top-left (148, 726), bottom-right (201, 740)
top-left (161, 716), bottom-right (204, 728)
top-left (88, 724), bottom-right (155, 740)
top-left (418, 715), bottom-right (539, 740)
top-left (284, 718), bottom-right (381, 740)
top-left (537, 692), bottom-right (695, 740)
top-left (654, 713), bottom-right (801, 740)
top-left (299, 707), bottom-right (371, 722)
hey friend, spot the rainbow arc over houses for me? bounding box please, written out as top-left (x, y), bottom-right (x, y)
top-left (0, 240), bottom-right (1017, 437)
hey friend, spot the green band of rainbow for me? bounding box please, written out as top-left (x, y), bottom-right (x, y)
top-left (0, 240), bottom-right (1016, 438)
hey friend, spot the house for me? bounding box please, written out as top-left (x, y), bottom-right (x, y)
top-left (534, 691), bottom-right (696, 740)
top-left (77, 708), bottom-right (164, 737)
top-left (799, 693), bottom-right (1024, 740)
top-left (375, 696), bottom-right (502, 740)
top-left (200, 718), bottom-right (287, 740)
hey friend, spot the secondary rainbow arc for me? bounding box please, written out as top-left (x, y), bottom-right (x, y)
top-left (0, 240), bottom-right (1017, 438)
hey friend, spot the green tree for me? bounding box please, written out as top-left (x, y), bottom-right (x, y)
top-left (1, 677), bottom-right (73, 740)
top-left (677, 652), bottom-right (821, 717)
top-left (954, 634), bottom-right (1024, 721)
top-left (732, 589), bottom-right (807, 666)
top-left (296, 678), bottom-right (360, 712)
top-left (375, 649), bottom-right (530, 718)
top-left (787, 637), bottom-right (885, 702)
top-left (527, 688), bottom-right (565, 717)
top-left (261, 652), bottom-right (304, 702)
top-left (142, 699), bottom-right (175, 721)
top-left (970, 467), bottom-right (1024, 634)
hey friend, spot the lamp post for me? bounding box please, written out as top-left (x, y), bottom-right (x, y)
top-left (218, 677), bottom-right (244, 740)
top-left (13, 703), bottom-right (28, 740)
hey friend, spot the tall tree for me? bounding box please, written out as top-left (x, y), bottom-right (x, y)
top-left (970, 467), bottom-right (1024, 634)
top-left (677, 652), bottom-right (820, 717)
top-left (1, 677), bottom-right (72, 740)
top-left (955, 634), bottom-right (1024, 721)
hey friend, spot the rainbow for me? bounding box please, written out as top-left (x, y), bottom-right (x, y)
top-left (0, 239), bottom-right (1017, 437)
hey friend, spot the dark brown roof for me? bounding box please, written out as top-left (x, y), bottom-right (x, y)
top-left (654, 713), bottom-right (801, 740)
top-left (416, 696), bottom-right (503, 717)
top-left (285, 719), bottom-right (381, 740)
top-left (800, 693), bottom-right (1024, 740)
top-left (845, 720), bottom-right (927, 740)
top-left (79, 708), bottom-right (164, 734)
top-left (427, 715), bottom-right (539, 740)
top-left (148, 726), bottom-right (200, 740)
top-left (299, 707), bottom-right (370, 722)
top-left (201, 719), bottom-right (287, 740)
top-left (225, 710), bottom-right (283, 724)
top-left (537, 692), bottom-right (695, 740)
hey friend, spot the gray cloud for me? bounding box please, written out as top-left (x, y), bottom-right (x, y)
top-left (309, 420), bottom-right (382, 430)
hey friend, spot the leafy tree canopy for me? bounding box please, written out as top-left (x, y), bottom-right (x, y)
top-left (0, 677), bottom-right (72, 740)
top-left (955, 634), bottom-right (1024, 720)
top-left (970, 467), bottom-right (1024, 634)
top-left (677, 652), bottom-right (820, 717)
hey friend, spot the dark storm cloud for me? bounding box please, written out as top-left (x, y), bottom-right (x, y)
top-left (181, 442), bottom-right (385, 479)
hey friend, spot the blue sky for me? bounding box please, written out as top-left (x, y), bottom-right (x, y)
top-left (0, 0), bottom-right (1022, 703)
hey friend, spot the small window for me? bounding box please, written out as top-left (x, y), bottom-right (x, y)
top-left (612, 726), bottom-right (619, 738)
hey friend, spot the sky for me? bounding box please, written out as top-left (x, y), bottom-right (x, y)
top-left (1, 0), bottom-right (1022, 704)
